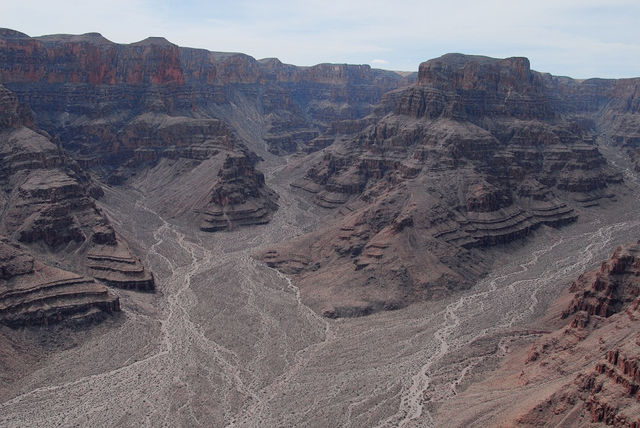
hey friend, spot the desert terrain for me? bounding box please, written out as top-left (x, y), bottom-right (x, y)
top-left (1, 29), bottom-right (640, 427)
top-left (1, 143), bottom-right (639, 427)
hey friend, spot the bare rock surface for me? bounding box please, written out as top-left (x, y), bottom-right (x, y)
top-left (1, 136), bottom-right (640, 427)
top-left (435, 239), bottom-right (640, 427)
top-left (508, 241), bottom-right (640, 426)
top-left (0, 238), bottom-right (119, 327)
top-left (260, 54), bottom-right (621, 317)
top-left (0, 84), bottom-right (153, 324)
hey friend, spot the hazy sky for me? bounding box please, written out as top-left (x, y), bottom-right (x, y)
top-left (3, 0), bottom-right (639, 78)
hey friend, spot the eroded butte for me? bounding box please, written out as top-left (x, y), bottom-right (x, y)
top-left (1, 28), bottom-right (640, 427)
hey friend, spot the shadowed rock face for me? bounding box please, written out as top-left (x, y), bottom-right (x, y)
top-left (0, 84), bottom-right (152, 326)
top-left (538, 71), bottom-right (640, 173)
top-left (259, 54), bottom-right (624, 317)
top-left (0, 29), bottom-right (408, 231)
top-left (200, 153), bottom-right (278, 232)
top-left (0, 28), bottom-right (408, 157)
top-left (0, 238), bottom-right (120, 327)
top-left (514, 242), bottom-right (640, 427)
top-left (0, 85), bottom-right (100, 249)
top-left (598, 80), bottom-right (640, 171)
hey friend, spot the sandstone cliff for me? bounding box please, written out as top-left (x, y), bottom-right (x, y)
top-left (0, 84), bottom-right (153, 325)
top-left (259, 54), bottom-right (622, 317)
top-left (0, 28), bottom-right (406, 157)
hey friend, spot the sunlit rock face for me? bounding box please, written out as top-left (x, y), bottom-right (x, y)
top-left (511, 242), bottom-right (640, 427)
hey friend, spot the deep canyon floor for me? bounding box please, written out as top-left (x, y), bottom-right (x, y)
top-left (1, 144), bottom-right (640, 427)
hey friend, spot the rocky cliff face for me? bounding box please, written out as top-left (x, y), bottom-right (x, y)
top-left (0, 238), bottom-right (119, 326)
top-left (200, 153), bottom-right (278, 231)
top-left (598, 79), bottom-right (640, 171)
top-left (0, 28), bottom-right (406, 157)
top-left (0, 84), bottom-right (153, 326)
top-left (0, 30), bottom-right (636, 324)
top-left (259, 54), bottom-right (622, 317)
top-left (514, 242), bottom-right (640, 427)
top-left (0, 29), bottom-right (406, 231)
top-left (540, 71), bottom-right (640, 171)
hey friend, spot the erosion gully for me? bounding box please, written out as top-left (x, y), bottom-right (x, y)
top-left (2, 144), bottom-right (640, 427)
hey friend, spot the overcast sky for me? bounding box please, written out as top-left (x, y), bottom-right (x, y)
top-left (3, 0), bottom-right (639, 78)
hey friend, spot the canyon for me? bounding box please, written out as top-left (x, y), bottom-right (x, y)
top-left (1, 28), bottom-right (640, 426)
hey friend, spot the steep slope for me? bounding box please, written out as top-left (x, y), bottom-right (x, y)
top-left (483, 242), bottom-right (640, 427)
top-left (260, 54), bottom-right (622, 317)
top-left (0, 238), bottom-right (119, 326)
top-left (0, 84), bottom-right (152, 325)
top-left (0, 29), bottom-right (408, 230)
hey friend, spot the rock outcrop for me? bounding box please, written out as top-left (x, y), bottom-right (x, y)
top-left (87, 241), bottom-right (155, 291)
top-left (563, 244), bottom-right (640, 319)
top-left (515, 242), bottom-right (640, 426)
top-left (259, 54), bottom-right (621, 317)
top-left (200, 153), bottom-right (278, 231)
top-left (0, 86), bottom-right (106, 247)
top-left (0, 84), bottom-right (153, 325)
top-left (0, 238), bottom-right (119, 327)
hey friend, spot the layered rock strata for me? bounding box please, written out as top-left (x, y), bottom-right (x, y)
top-left (514, 242), bottom-right (640, 426)
top-left (0, 29), bottom-right (636, 320)
top-left (200, 153), bottom-right (278, 231)
top-left (0, 238), bottom-right (119, 327)
top-left (104, 112), bottom-right (279, 231)
top-left (598, 79), bottom-right (640, 172)
top-left (0, 84), bottom-right (152, 325)
top-left (540, 70), bottom-right (640, 171)
top-left (260, 54), bottom-right (621, 317)
top-left (87, 242), bottom-right (155, 291)
top-left (0, 28), bottom-right (407, 158)
top-left (0, 29), bottom-right (355, 230)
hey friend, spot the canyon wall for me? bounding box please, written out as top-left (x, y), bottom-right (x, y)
top-left (515, 242), bottom-right (640, 426)
top-left (1, 29), bottom-right (639, 321)
top-left (0, 84), bottom-right (152, 326)
top-left (260, 54), bottom-right (627, 317)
